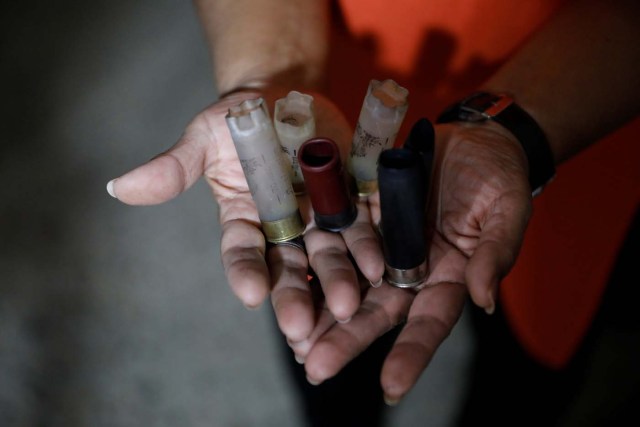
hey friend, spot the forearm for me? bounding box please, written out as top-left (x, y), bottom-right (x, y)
top-left (482, 0), bottom-right (640, 164)
top-left (194, 0), bottom-right (330, 96)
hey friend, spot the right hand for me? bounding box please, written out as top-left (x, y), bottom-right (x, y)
top-left (107, 87), bottom-right (385, 343)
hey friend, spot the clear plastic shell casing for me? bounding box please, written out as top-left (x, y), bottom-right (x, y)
top-left (347, 79), bottom-right (409, 196)
top-left (274, 91), bottom-right (316, 195)
top-left (226, 97), bottom-right (304, 242)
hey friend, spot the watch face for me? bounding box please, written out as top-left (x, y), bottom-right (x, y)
top-left (460, 93), bottom-right (513, 121)
top-left (466, 93), bottom-right (499, 110)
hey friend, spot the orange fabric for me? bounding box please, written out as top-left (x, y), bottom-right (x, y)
top-left (332, 0), bottom-right (640, 368)
top-left (338, 0), bottom-right (562, 77)
top-left (503, 122), bottom-right (640, 368)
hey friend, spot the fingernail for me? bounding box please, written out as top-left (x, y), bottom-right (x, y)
top-left (106, 179), bottom-right (117, 198)
top-left (294, 354), bottom-right (305, 364)
top-left (384, 394), bottom-right (402, 406)
top-left (336, 316), bottom-right (352, 324)
top-left (288, 339), bottom-right (311, 356)
top-left (484, 289), bottom-right (496, 315)
top-left (369, 278), bottom-right (383, 288)
top-left (243, 302), bottom-right (261, 311)
top-left (306, 375), bottom-right (322, 386)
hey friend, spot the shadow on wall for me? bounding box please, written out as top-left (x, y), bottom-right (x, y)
top-left (326, 1), bottom-right (501, 134)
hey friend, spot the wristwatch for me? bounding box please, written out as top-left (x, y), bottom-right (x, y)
top-left (437, 92), bottom-right (556, 196)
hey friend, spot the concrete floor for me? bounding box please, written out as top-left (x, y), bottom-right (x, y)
top-left (0, 1), bottom-right (473, 426)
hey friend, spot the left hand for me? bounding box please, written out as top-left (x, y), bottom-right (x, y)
top-left (292, 120), bottom-right (533, 403)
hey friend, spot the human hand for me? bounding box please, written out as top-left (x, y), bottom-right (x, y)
top-left (293, 120), bottom-right (532, 403)
top-left (106, 87), bottom-right (384, 343)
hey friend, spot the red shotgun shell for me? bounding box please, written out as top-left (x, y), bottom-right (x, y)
top-left (298, 137), bottom-right (357, 231)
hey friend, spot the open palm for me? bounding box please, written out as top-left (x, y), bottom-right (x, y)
top-left (108, 88), bottom-right (385, 344)
top-left (297, 121), bottom-right (533, 403)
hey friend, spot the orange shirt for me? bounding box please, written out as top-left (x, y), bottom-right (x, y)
top-left (330, 0), bottom-right (640, 368)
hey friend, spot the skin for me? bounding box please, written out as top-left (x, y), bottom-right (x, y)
top-left (107, 0), bottom-right (640, 405)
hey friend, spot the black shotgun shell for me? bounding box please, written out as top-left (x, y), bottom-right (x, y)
top-left (403, 117), bottom-right (435, 180)
top-left (378, 148), bottom-right (427, 287)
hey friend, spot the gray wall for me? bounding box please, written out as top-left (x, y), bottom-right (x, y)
top-left (0, 2), bottom-right (472, 426)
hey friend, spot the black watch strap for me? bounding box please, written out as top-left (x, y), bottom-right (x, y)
top-left (437, 92), bottom-right (556, 196)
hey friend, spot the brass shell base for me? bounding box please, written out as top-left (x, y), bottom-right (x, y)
top-left (355, 179), bottom-right (378, 197)
top-left (261, 211), bottom-right (305, 243)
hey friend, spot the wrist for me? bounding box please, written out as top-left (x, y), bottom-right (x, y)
top-left (217, 63), bottom-right (327, 101)
top-left (202, 0), bottom-right (330, 97)
top-left (437, 91), bottom-right (556, 196)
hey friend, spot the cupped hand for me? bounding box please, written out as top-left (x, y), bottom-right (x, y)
top-left (106, 87), bottom-right (384, 343)
top-left (295, 120), bottom-right (533, 403)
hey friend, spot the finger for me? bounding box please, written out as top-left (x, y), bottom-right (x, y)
top-left (466, 196), bottom-right (531, 313)
top-left (288, 304), bottom-right (336, 363)
top-left (340, 199), bottom-right (385, 285)
top-left (304, 284), bottom-right (414, 384)
top-left (304, 228), bottom-right (361, 323)
top-left (268, 244), bottom-right (315, 343)
top-left (220, 219), bottom-right (270, 309)
top-left (366, 191), bottom-right (381, 224)
top-left (107, 124), bottom-right (212, 205)
top-left (380, 282), bottom-right (467, 404)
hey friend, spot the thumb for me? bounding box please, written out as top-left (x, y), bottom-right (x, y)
top-left (466, 197), bottom-right (531, 314)
top-left (107, 127), bottom-right (212, 206)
